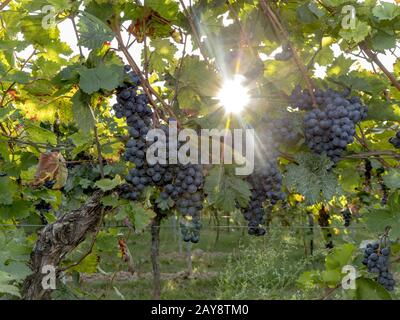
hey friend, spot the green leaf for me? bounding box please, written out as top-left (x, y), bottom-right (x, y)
top-left (204, 166), bottom-right (251, 212)
top-left (78, 11), bottom-right (114, 50)
top-left (69, 253), bottom-right (98, 274)
top-left (321, 269), bottom-right (342, 286)
top-left (325, 244), bottom-right (356, 270)
top-left (78, 67), bottom-right (101, 94)
top-left (0, 176), bottom-right (17, 205)
top-left (156, 195), bottom-right (174, 211)
top-left (101, 195), bottom-right (120, 208)
top-left (78, 64), bottom-right (124, 94)
top-left (315, 46), bottom-right (334, 66)
top-left (371, 31), bottom-right (396, 51)
top-left (382, 169), bottom-right (400, 190)
top-left (72, 90), bottom-right (95, 134)
top-left (327, 54), bottom-right (354, 77)
top-left (146, 0), bottom-right (179, 21)
top-left (355, 278), bottom-right (392, 300)
top-left (0, 200), bottom-right (32, 219)
top-left (372, 1), bottom-right (400, 21)
top-left (94, 175), bottom-right (122, 191)
top-left (364, 192), bottom-right (400, 237)
top-left (339, 20), bottom-right (371, 43)
top-left (285, 153), bottom-right (341, 204)
top-left (116, 202), bottom-right (156, 232)
top-left (25, 125), bottom-right (57, 146)
top-left (147, 38), bottom-right (177, 73)
top-left (3, 70), bottom-right (31, 84)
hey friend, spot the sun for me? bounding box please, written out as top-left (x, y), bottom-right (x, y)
top-left (217, 75), bottom-right (250, 114)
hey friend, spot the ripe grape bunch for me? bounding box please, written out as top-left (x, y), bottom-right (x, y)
top-left (362, 242), bottom-right (396, 291)
top-left (242, 160), bottom-right (286, 236)
top-left (115, 67), bottom-right (204, 243)
top-left (170, 164), bottom-right (204, 243)
top-left (265, 113), bottom-right (301, 145)
top-left (114, 65), bottom-right (156, 201)
top-left (299, 88), bottom-right (368, 162)
top-left (157, 128), bottom-right (205, 243)
top-left (389, 131), bottom-right (400, 149)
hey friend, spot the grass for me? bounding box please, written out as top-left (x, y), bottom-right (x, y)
top-left (60, 217), bottom-right (386, 300)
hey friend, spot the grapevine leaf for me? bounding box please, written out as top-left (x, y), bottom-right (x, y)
top-left (371, 31), bottom-right (396, 51)
top-left (372, 2), bottom-right (400, 21)
top-left (25, 125), bottom-right (57, 146)
top-left (355, 278), bottom-right (392, 300)
top-left (3, 71), bottom-right (31, 84)
top-left (285, 153), bottom-right (341, 204)
top-left (363, 192), bottom-right (400, 237)
top-left (0, 200), bottom-right (32, 220)
top-left (72, 90), bottom-right (95, 134)
top-left (116, 202), bottom-right (156, 232)
top-left (69, 253), bottom-right (99, 274)
top-left (78, 64), bottom-right (124, 94)
top-left (78, 67), bottom-right (101, 94)
top-left (382, 169), bottom-right (400, 189)
top-left (0, 176), bottom-right (17, 205)
top-left (94, 175), bottom-right (122, 191)
top-left (156, 196), bottom-right (174, 211)
top-left (339, 20), bottom-right (371, 43)
top-left (146, 38), bottom-right (177, 73)
top-left (77, 12), bottom-right (114, 50)
top-left (204, 166), bottom-right (251, 212)
top-left (325, 244), bottom-right (356, 270)
top-left (146, 0), bottom-right (179, 21)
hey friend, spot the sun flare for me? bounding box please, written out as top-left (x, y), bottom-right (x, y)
top-left (217, 75), bottom-right (250, 114)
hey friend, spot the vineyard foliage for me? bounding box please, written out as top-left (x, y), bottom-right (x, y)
top-left (0, 0), bottom-right (400, 299)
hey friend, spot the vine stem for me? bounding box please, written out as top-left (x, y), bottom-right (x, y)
top-left (172, 34), bottom-right (188, 106)
top-left (259, 0), bottom-right (317, 107)
top-left (178, 0), bottom-right (211, 66)
top-left (89, 105), bottom-right (105, 179)
top-left (359, 42), bottom-right (400, 92)
top-left (112, 21), bottom-right (180, 124)
top-left (70, 16), bottom-right (84, 59)
top-left (0, 0), bottom-right (11, 11)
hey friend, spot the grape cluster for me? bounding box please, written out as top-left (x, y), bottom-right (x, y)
top-left (266, 114), bottom-right (300, 145)
top-left (242, 160), bottom-right (285, 236)
top-left (115, 68), bottom-right (204, 243)
top-left (290, 85), bottom-right (314, 110)
top-left (115, 76), bottom-right (154, 200)
top-left (362, 242), bottom-right (396, 291)
top-left (169, 164), bottom-right (204, 243)
top-left (275, 43), bottom-right (293, 61)
top-left (389, 131), bottom-right (400, 149)
top-left (302, 88), bottom-right (367, 162)
top-left (342, 209), bottom-right (351, 227)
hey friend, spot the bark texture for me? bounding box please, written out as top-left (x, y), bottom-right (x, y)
top-left (22, 190), bottom-right (104, 300)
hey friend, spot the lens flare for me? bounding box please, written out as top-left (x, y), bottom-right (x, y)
top-left (217, 75), bottom-right (250, 114)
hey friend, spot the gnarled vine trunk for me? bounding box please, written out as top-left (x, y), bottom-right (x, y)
top-left (22, 190), bottom-right (105, 300)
